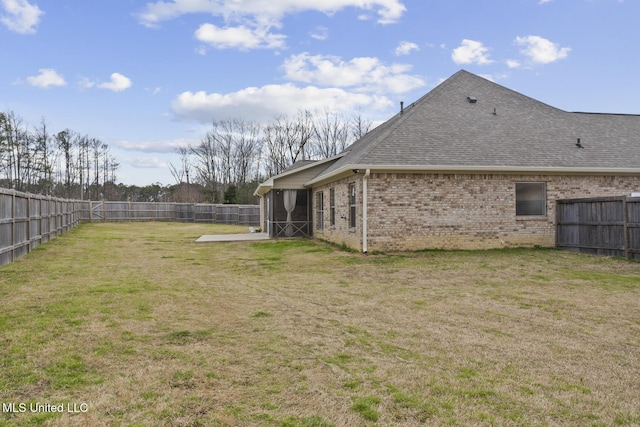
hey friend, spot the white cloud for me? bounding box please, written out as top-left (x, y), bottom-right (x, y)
top-left (171, 84), bottom-right (393, 124)
top-left (78, 76), bottom-right (96, 90)
top-left (137, 0), bottom-right (406, 28)
top-left (282, 52), bottom-right (425, 94)
top-left (138, 0), bottom-right (404, 51)
top-left (25, 68), bottom-right (66, 88)
top-left (123, 155), bottom-right (169, 169)
top-left (97, 73), bottom-right (133, 92)
top-left (0, 0), bottom-right (43, 34)
top-left (394, 41), bottom-right (419, 56)
top-left (310, 25), bottom-right (329, 41)
top-left (515, 35), bottom-right (570, 64)
top-left (195, 23), bottom-right (285, 50)
top-left (171, 52), bottom-right (422, 124)
top-left (506, 59), bottom-right (521, 69)
top-left (451, 39), bottom-right (493, 65)
top-left (116, 138), bottom-right (197, 154)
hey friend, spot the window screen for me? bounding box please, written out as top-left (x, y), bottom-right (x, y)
top-left (516, 182), bottom-right (546, 216)
top-left (316, 192), bottom-right (324, 230)
top-left (349, 183), bottom-right (356, 228)
top-left (329, 188), bottom-right (335, 226)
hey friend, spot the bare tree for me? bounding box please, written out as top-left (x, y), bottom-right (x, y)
top-left (262, 119), bottom-right (288, 177)
top-left (191, 118), bottom-right (263, 202)
top-left (0, 111), bottom-right (20, 189)
top-left (101, 143), bottom-right (109, 190)
top-left (33, 117), bottom-right (56, 195)
top-left (0, 111), bottom-right (38, 192)
top-left (75, 134), bottom-right (89, 199)
top-left (231, 119), bottom-right (262, 185)
top-left (311, 108), bottom-right (350, 158)
top-left (350, 110), bottom-right (373, 140)
top-left (55, 129), bottom-right (75, 197)
top-left (88, 138), bottom-right (102, 199)
top-left (169, 146), bottom-right (192, 185)
top-left (0, 112), bottom-right (8, 186)
top-left (263, 110), bottom-right (315, 176)
top-left (191, 129), bottom-right (220, 202)
top-left (0, 104), bottom-right (372, 202)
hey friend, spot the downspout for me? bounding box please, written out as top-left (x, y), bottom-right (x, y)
top-left (362, 169), bottom-right (370, 254)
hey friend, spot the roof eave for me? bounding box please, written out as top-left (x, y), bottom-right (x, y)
top-left (305, 164), bottom-right (640, 186)
top-left (253, 178), bottom-right (274, 197)
top-left (254, 153), bottom-right (346, 196)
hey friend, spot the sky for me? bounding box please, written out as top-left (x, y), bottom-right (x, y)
top-left (1, 0), bottom-right (639, 186)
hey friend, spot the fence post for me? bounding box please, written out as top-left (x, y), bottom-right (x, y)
top-left (623, 197), bottom-right (630, 259)
top-left (11, 190), bottom-right (15, 263)
top-left (27, 193), bottom-right (31, 253)
top-left (39, 197), bottom-right (43, 245)
top-left (555, 201), bottom-right (560, 248)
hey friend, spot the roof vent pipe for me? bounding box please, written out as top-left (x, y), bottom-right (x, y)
top-left (576, 138), bottom-right (584, 148)
top-left (400, 101), bottom-right (404, 115)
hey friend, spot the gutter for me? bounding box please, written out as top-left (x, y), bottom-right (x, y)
top-left (362, 169), bottom-right (370, 254)
top-left (305, 164), bottom-right (640, 187)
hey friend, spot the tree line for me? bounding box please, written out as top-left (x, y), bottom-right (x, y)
top-left (169, 109), bottom-right (372, 204)
top-left (0, 110), bottom-right (118, 200)
top-left (1, 108), bottom-right (372, 204)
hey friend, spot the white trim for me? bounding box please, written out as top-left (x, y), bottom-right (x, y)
top-left (305, 164), bottom-right (640, 186)
top-left (254, 154), bottom-right (345, 196)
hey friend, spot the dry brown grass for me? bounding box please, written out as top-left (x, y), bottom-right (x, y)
top-left (1, 222), bottom-right (639, 426)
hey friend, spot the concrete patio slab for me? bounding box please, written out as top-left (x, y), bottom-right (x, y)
top-left (195, 233), bottom-right (270, 243)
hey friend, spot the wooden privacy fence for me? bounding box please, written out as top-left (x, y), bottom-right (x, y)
top-left (80, 201), bottom-right (260, 225)
top-left (0, 187), bottom-right (260, 267)
top-left (0, 188), bottom-right (82, 267)
top-left (556, 196), bottom-right (640, 260)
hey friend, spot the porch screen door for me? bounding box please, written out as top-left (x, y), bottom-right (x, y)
top-left (283, 190), bottom-right (297, 236)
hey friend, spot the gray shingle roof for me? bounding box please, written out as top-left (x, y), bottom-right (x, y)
top-left (309, 70), bottom-right (640, 184)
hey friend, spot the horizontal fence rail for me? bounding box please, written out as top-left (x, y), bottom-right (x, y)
top-left (79, 201), bottom-right (260, 225)
top-left (556, 196), bottom-right (640, 260)
top-left (0, 187), bottom-right (260, 267)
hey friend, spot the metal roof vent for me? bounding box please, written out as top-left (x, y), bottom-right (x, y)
top-left (467, 96), bottom-right (477, 104)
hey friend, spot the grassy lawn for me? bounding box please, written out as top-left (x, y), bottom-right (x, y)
top-left (1, 222), bottom-right (639, 426)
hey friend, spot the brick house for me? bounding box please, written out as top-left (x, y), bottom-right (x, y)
top-left (255, 70), bottom-right (640, 252)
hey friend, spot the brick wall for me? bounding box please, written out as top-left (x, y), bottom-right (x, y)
top-left (313, 172), bottom-right (640, 252)
top-left (313, 176), bottom-right (362, 250)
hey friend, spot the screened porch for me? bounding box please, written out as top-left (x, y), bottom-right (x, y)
top-left (264, 189), bottom-right (311, 238)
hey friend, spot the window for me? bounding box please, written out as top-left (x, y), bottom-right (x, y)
top-left (516, 182), bottom-right (546, 216)
top-left (349, 183), bottom-right (356, 228)
top-left (329, 188), bottom-right (335, 226)
top-left (316, 191), bottom-right (324, 230)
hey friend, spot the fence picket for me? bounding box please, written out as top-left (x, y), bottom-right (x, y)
top-left (0, 187), bottom-right (260, 267)
top-left (556, 196), bottom-right (640, 260)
